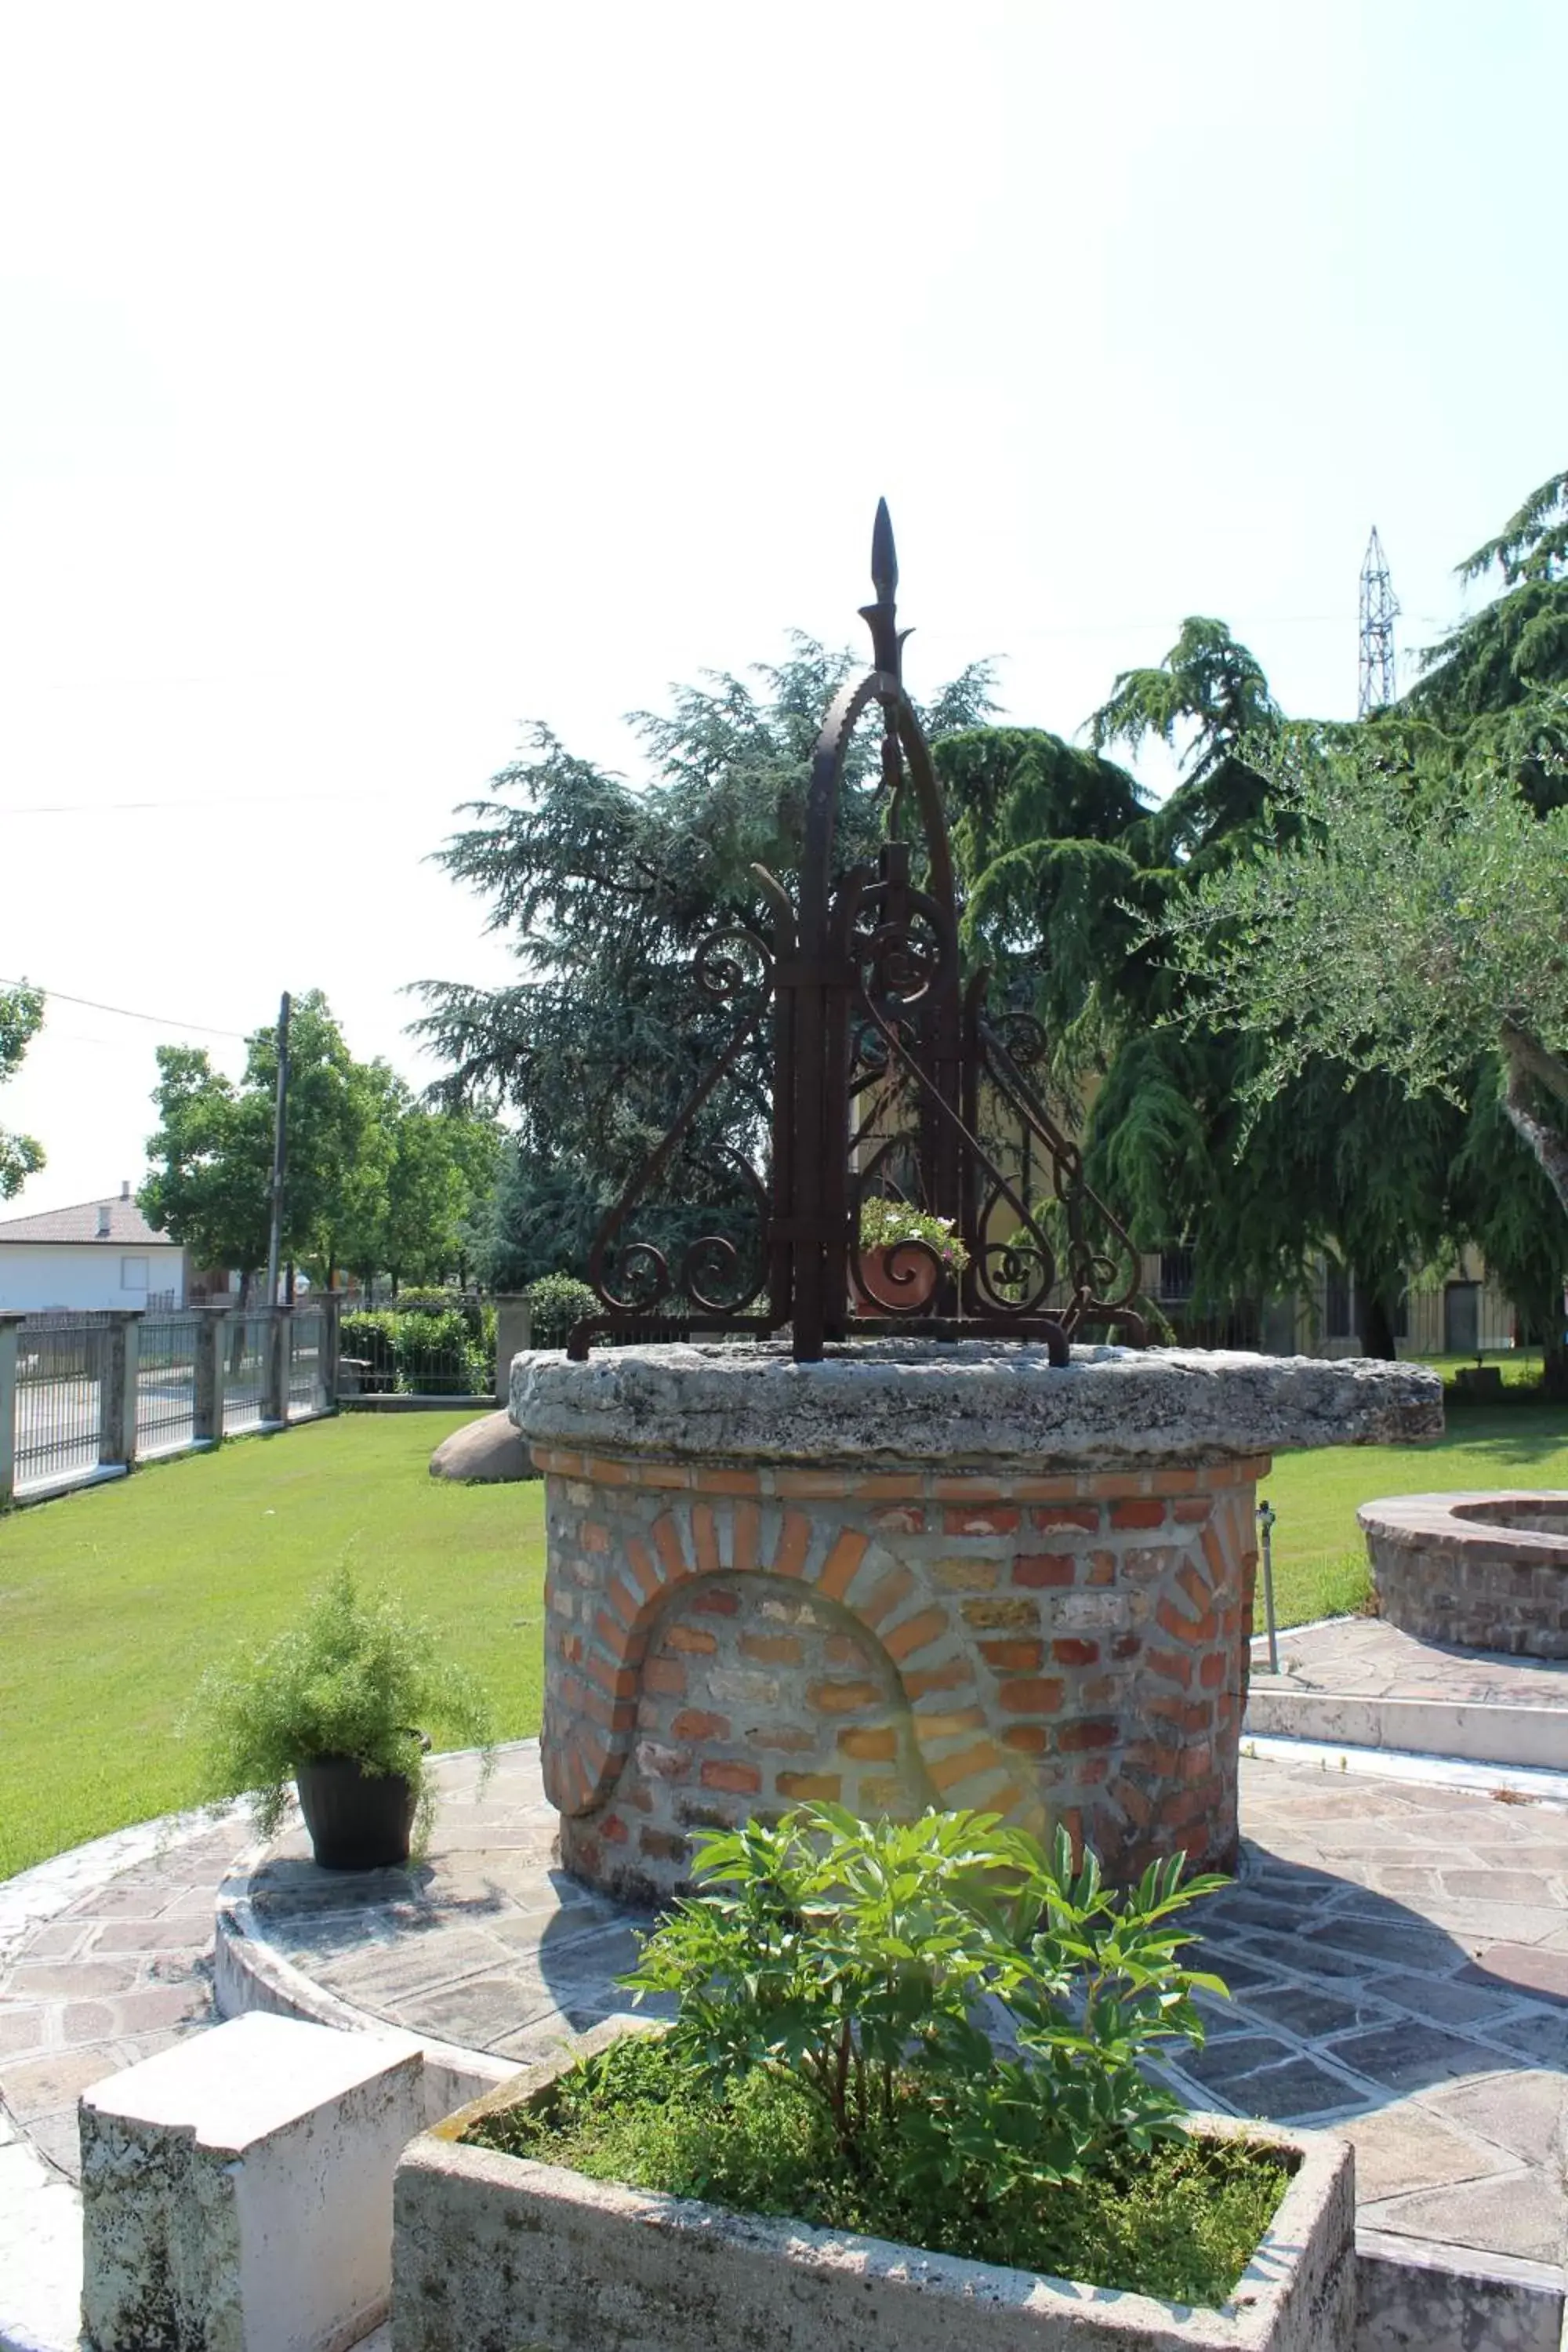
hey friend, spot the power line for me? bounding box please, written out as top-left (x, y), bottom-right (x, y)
top-left (0, 977), bottom-right (249, 1040)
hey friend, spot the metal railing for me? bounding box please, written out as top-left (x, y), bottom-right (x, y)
top-left (13, 1319), bottom-right (105, 1492)
top-left (137, 1314), bottom-right (199, 1457)
top-left (0, 1301), bottom-right (341, 1508)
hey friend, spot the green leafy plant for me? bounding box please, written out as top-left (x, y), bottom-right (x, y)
top-left (857, 1198), bottom-right (971, 1274)
top-left (470, 1808), bottom-right (1274, 2300)
top-left (524, 1272), bottom-right (601, 1348)
top-left (187, 1567), bottom-right (495, 1842)
top-left (622, 1805), bottom-right (1224, 2194)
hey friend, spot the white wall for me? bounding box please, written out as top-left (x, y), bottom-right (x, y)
top-left (0, 1243), bottom-right (187, 1313)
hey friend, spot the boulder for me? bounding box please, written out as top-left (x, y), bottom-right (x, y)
top-left (429, 1410), bottom-right (536, 1483)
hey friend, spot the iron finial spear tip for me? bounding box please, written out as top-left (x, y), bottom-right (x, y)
top-left (871, 499), bottom-right (898, 602)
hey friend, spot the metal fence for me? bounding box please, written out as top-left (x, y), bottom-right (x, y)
top-left (1, 1301), bottom-right (340, 1508)
top-left (137, 1314), bottom-right (199, 1457)
top-left (13, 1319), bottom-right (105, 1492)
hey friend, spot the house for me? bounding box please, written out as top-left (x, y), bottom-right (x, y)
top-left (0, 1184), bottom-right (188, 1313)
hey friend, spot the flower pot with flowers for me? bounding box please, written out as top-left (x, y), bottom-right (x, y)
top-left (853, 1197), bottom-right (971, 1313)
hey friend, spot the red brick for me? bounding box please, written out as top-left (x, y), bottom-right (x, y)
top-left (884, 1607), bottom-right (949, 1663)
top-left (1156, 1595), bottom-right (1217, 1646)
top-left (1111, 1632), bottom-right (1142, 1661)
top-left (942, 1504), bottom-right (1019, 1536)
top-left (604, 1577), bottom-right (642, 1631)
top-left (962, 1597), bottom-right (1039, 1631)
top-left (693, 1587), bottom-right (740, 1616)
top-left (818, 1528), bottom-right (869, 1602)
top-left (838, 1726), bottom-right (898, 1761)
top-left (1111, 1499), bottom-right (1167, 1531)
top-left (858, 1565), bottom-right (914, 1628)
top-left (644, 1657), bottom-right (685, 1697)
top-left (978, 1637), bottom-right (1044, 1670)
top-left (929, 1741), bottom-right (1006, 1793)
top-left (1146, 1647), bottom-right (1192, 1689)
top-left (624, 1537), bottom-right (662, 1600)
top-left (1013, 1554), bottom-right (1074, 1588)
top-left (1051, 1638), bottom-right (1100, 1668)
top-left (640, 1828), bottom-right (688, 1863)
top-left (1032, 1505), bottom-right (1100, 1534)
top-left (825, 1632), bottom-right (863, 1665)
top-left (903, 1657), bottom-right (976, 1699)
top-left (1002, 1722), bottom-right (1051, 1755)
top-left (869, 1504), bottom-right (924, 1534)
top-left (734, 1500), bottom-right (761, 1574)
top-left (1059, 1718), bottom-right (1116, 1753)
top-left (911, 1705), bottom-right (989, 1738)
top-left (773, 1510), bottom-right (812, 1580)
top-left (807, 1678), bottom-right (883, 1714)
top-left (601, 1813), bottom-right (629, 1844)
top-left (672, 1708), bottom-right (730, 1740)
top-left (701, 1759), bottom-right (762, 1795)
top-left (1180, 1741), bottom-right (1214, 1780)
top-left (581, 1520), bottom-right (610, 1554)
top-left (858, 1774), bottom-right (909, 1809)
top-left (693, 1467), bottom-right (764, 1495)
top-left (740, 1632), bottom-right (803, 1665)
top-left (1177, 1559), bottom-right (1213, 1613)
top-left (1112, 1776), bottom-right (1152, 1828)
top-left (776, 1771), bottom-right (841, 1801)
top-left (1086, 1552), bottom-right (1116, 1586)
top-left (1173, 1497), bottom-right (1214, 1525)
top-left (691, 1504), bottom-right (720, 1577)
top-left (653, 1515), bottom-right (688, 1581)
top-left (996, 1675), bottom-right (1065, 1714)
top-left (665, 1624), bottom-right (716, 1656)
top-left (747, 1724), bottom-right (817, 1753)
top-left (1199, 1651), bottom-right (1227, 1690)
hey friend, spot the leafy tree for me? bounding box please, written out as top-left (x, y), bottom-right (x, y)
top-left (1404, 466), bottom-right (1568, 811)
top-left (0, 982), bottom-right (45, 1200)
top-left (1152, 739), bottom-right (1568, 1370)
top-left (143, 993), bottom-right (402, 1294)
top-left (346, 1069), bottom-right (502, 1293)
top-left (417, 640), bottom-right (997, 1290)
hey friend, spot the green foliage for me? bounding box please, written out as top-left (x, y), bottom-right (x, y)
top-left (469, 2031), bottom-right (1286, 2307)
top-left (524, 1272), bottom-right (601, 1348)
top-left (0, 982), bottom-right (45, 1200)
top-left (858, 1198), bottom-right (970, 1273)
top-left (1408, 467), bottom-right (1568, 811)
top-left (416, 641), bottom-right (996, 1293)
top-left (619, 1806), bottom-right (1225, 2196)
top-left (187, 1566), bottom-right (495, 1842)
top-left (338, 1306), bottom-right (492, 1395)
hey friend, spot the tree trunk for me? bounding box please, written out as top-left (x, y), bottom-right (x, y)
top-left (1501, 1026), bottom-right (1568, 1221)
top-left (1356, 1283), bottom-right (1399, 1359)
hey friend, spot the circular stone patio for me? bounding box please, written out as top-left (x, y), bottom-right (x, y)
top-left (2, 1739), bottom-right (1565, 2344)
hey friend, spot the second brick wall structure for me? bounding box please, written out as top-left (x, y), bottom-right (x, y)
top-left (535, 1447), bottom-right (1266, 1904)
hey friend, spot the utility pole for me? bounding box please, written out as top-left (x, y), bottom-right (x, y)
top-left (265, 992), bottom-right (291, 1309)
top-left (1358, 526), bottom-right (1399, 716)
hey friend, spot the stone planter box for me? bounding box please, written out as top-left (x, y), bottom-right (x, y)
top-left (392, 2030), bottom-right (1358, 2352)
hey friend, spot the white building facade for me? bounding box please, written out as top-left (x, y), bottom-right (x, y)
top-left (0, 1185), bottom-right (188, 1313)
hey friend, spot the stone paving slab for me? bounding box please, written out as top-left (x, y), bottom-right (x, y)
top-left (2, 1744), bottom-right (1564, 2299)
top-left (1253, 1614), bottom-right (1568, 1708)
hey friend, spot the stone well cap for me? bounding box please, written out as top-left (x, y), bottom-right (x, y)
top-left (511, 1340), bottom-right (1443, 1471)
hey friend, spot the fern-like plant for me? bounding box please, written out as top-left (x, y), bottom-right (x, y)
top-left (187, 1568), bottom-right (495, 1844)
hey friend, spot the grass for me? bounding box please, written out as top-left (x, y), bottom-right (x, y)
top-left (0, 1414), bottom-right (546, 1880)
top-left (4, 1392), bottom-right (1567, 1878)
top-left (465, 2031), bottom-right (1288, 2308)
top-left (1264, 1400), bottom-right (1568, 1625)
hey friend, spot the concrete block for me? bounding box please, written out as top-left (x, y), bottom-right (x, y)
top-left (79, 2011), bottom-right (426, 2352)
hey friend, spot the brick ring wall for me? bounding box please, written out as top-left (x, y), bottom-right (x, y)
top-left (535, 1446), bottom-right (1268, 1904)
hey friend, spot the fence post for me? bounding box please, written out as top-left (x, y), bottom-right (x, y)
top-left (493, 1294), bottom-right (532, 1408)
top-left (0, 1312), bottom-right (23, 1508)
top-left (99, 1310), bottom-right (143, 1471)
top-left (319, 1293), bottom-right (342, 1412)
top-left (263, 1307), bottom-right (290, 1428)
top-left (194, 1308), bottom-right (227, 1445)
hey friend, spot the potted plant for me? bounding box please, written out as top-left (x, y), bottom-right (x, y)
top-left (393, 1807), bottom-right (1356, 2349)
top-left (189, 1568), bottom-right (495, 1869)
top-left (854, 1197), bottom-right (970, 1312)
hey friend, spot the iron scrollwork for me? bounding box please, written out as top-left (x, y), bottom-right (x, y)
top-left (569, 504), bottom-right (1147, 1363)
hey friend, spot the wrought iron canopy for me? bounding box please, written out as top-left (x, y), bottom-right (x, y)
top-left (569, 504), bottom-right (1147, 1363)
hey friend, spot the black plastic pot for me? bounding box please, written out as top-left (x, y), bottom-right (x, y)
top-left (295, 1753), bottom-right (418, 1870)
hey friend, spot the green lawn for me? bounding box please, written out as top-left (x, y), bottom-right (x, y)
top-left (0, 1415), bottom-right (546, 1880)
top-left (4, 1399), bottom-right (1567, 1881)
top-left (1263, 1403), bottom-right (1568, 1625)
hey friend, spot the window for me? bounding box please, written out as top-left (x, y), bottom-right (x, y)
top-left (1159, 1248), bottom-right (1195, 1301)
top-left (121, 1256), bottom-right (148, 1292)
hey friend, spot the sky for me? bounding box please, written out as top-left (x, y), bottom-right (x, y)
top-left (2, 0), bottom-right (1563, 1217)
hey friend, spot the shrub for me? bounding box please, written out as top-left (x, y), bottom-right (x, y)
top-left (621, 1805), bottom-right (1224, 2191)
top-left (525, 1272), bottom-right (601, 1349)
top-left (186, 1567), bottom-right (495, 1844)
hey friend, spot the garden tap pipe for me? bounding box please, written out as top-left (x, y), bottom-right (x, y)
top-left (1255, 1499), bottom-right (1279, 1675)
